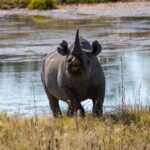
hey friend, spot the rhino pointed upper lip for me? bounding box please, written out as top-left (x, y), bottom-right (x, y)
top-left (69, 62), bottom-right (81, 68)
top-left (68, 57), bottom-right (82, 72)
top-left (71, 57), bottom-right (81, 65)
top-left (68, 56), bottom-right (81, 65)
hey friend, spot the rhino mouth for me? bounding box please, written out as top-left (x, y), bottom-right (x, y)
top-left (71, 64), bottom-right (81, 71)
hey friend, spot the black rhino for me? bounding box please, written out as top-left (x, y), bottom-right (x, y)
top-left (41, 28), bottom-right (105, 117)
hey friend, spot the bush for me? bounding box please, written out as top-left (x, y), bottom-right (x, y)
top-left (28, 0), bottom-right (56, 10)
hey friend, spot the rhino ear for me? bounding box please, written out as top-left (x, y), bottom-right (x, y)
top-left (92, 40), bottom-right (102, 56)
top-left (57, 40), bottom-right (69, 56)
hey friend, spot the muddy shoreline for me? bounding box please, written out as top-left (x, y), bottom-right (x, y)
top-left (0, 2), bottom-right (150, 19)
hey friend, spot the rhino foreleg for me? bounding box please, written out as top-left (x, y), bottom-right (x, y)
top-left (73, 99), bottom-right (85, 117)
top-left (64, 87), bottom-right (85, 117)
top-left (47, 94), bottom-right (62, 117)
top-left (67, 100), bottom-right (85, 117)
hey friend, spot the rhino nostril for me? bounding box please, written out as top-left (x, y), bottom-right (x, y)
top-left (71, 57), bottom-right (81, 66)
top-left (67, 57), bottom-right (72, 63)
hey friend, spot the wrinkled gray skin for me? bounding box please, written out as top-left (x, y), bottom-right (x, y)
top-left (41, 29), bottom-right (105, 117)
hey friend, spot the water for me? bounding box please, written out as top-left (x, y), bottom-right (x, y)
top-left (0, 15), bottom-right (150, 115)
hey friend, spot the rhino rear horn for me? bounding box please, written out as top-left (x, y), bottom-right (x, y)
top-left (92, 40), bottom-right (102, 56)
top-left (57, 40), bottom-right (68, 56)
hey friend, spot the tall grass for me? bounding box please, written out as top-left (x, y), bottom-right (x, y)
top-left (0, 107), bottom-right (149, 150)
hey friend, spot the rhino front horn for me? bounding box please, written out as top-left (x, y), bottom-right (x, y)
top-left (72, 28), bottom-right (82, 54)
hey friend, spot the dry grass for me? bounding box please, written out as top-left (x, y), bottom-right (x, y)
top-left (0, 107), bottom-right (150, 150)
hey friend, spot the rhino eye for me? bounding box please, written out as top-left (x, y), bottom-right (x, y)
top-left (87, 60), bottom-right (90, 65)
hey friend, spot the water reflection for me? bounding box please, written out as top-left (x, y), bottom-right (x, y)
top-left (0, 15), bottom-right (149, 115)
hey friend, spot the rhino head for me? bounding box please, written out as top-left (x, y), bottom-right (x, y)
top-left (57, 28), bottom-right (102, 77)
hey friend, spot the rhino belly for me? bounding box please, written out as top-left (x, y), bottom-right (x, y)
top-left (47, 84), bottom-right (90, 102)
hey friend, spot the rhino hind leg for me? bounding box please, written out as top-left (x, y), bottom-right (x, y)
top-left (67, 100), bottom-right (85, 117)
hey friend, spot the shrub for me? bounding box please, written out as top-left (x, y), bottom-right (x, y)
top-left (28, 0), bottom-right (56, 10)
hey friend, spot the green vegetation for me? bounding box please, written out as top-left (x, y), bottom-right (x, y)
top-left (0, 0), bottom-right (122, 10)
top-left (0, 107), bottom-right (149, 149)
top-left (28, 0), bottom-right (57, 10)
top-left (0, 0), bottom-right (149, 10)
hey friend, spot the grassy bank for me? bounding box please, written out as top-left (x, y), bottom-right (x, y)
top-left (0, 107), bottom-right (150, 149)
top-left (0, 0), bottom-right (149, 10)
top-left (0, 0), bottom-right (134, 10)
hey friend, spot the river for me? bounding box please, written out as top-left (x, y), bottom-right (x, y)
top-left (0, 13), bottom-right (150, 115)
